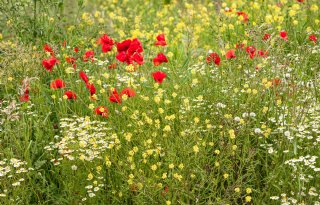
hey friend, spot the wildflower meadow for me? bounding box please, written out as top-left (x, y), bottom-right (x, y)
top-left (0, 0), bottom-right (320, 204)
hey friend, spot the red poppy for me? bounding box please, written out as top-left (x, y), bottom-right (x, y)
top-left (155, 34), bottom-right (167, 46)
top-left (236, 43), bottom-right (245, 49)
top-left (74, 47), bottom-right (79, 53)
top-left (272, 78), bottom-right (281, 86)
top-left (121, 88), bottom-right (136, 97)
top-left (161, 185), bottom-right (169, 196)
top-left (86, 83), bottom-right (96, 96)
top-left (226, 50), bottom-right (236, 59)
top-left (117, 39), bottom-right (132, 52)
top-left (127, 38), bottom-right (143, 55)
top-left (109, 63), bottom-right (117, 69)
top-left (245, 46), bottom-right (256, 58)
top-left (64, 91), bottom-right (77, 100)
top-left (43, 44), bottom-right (54, 56)
top-left (258, 50), bottom-right (268, 58)
top-left (98, 34), bottom-right (114, 53)
top-left (83, 50), bottom-right (94, 62)
top-left (20, 87), bottom-right (29, 102)
top-left (62, 40), bottom-right (67, 47)
top-left (263, 33), bottom-right (271, 41)
top-left (153, 53), bottom-right (168, 66)
top-left (109, 89), bottom-right (121, 103)
top-left (279, 31), bottom-right (288, 41)
top-left (206, 52), bottom-right (220, 66)
top-left (50, 79), bottom-right (66, 89)
top-left (116, 38), bottom-right (144, 65)
top-left (79, 71), bottom-right (89, 83)
top-left (20, 94), bottom-right (29, 102)
top-left (309, 34), bottom-right (317, 44)
top-left (42, 57), bottom-right (59, 72)
top-left (66, 56), bottom-right (77, 68)
top-left (236, 11), bottom-right (249, 22)
top-left (297, 0), bottom-right (304, 2)
top-left (152, 71), bottom-right (167, 84)
top-left (94, 106), bottom-right (108, 118)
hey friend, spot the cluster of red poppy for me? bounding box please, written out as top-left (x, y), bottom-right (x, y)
top-left (35, 33), bottom-right (172, 118)
top-left (152, 34), bottom-right (168, 84)
top-left (206, 31), bottom-right (318, 66)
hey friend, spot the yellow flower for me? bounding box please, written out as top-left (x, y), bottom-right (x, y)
top-left (87, 173), bottom-right (93, 180)
top-left (158, 108), bottom-right (164, 114)
top-left (246, 188), bottom-right (252, 194)
top-left (162, 173), bottom-right (167, 179)
top-left (173, 173), bottom-right (183, 181)
top-left (223, 173), bottom-right (229, 179)
top-left (167, 52), bottom-right (173, 58)
top-left (229, 129), bottom-right (235, 139)
top-left (178, 163), bottom-right (184, 169)
top-left (193, 145), bottom-right (199, 153)
top-left (151, 164), bottom-right (157, 171)
top-left (88, 104), bottom-right (94, 110)
top-left (169, 164), bottom-right (174, 169)
top-left (234, 187), bottom-right (240, 193)
top-left (311, 4), bottom-right (319, 12)
top-left (163, 125), bottom-right (171, 132)
top-left (245, 196), bottom-right (252, 202)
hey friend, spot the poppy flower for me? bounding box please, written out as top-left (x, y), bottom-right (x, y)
top-left (98, 34), bottom-right (114, 53)
top-left (20, 87), bottom-right (29, 102)
top-left (257, 50), bottom-right (268, 58)
top-left (263, 33), bottom-right (271, 41)
top-left (245, 46), bottom-right (256, 58)
top-left (309, 34), bottom-right (317, 44)
top-left (279, 31), bottom-right (288, 41)
top-left (79, 71), bottom-right (89, 83)
top-left (74, 47), bottom-right (79, 53)
top-left (66, 56), bottom-right (77, 68)
top-left (161, 186), bottom-right (169, 196)
top-left (297, 0), bottom-right (304, 2)
top-left (109, 89), bottom-right (121, 103)
top-left (152, 71), bottom-right (167, 84)
top-left (132, 53), bottom-right (144, 65)
top-left (50, 79), bottom-right (66, 89)
top-left (116, 38), bottom-right (144, 65)
top-left (62, 40), bottom-right (67, 47)
top-left (153, 53), bottom-right (168, 66)
top-left (64, 91), bottom-right (77, 100)
top-left (20, 94), bottom-right (29, 102)
top-left (155, 34), bottom-right (167, 46)
top-left (236, 11), bottom-right (249, 22)
top-left (43, 44), bottom-right (54, 56)
top-left (117, 39), bottom-right (132, 52)
top-left (94, 106), bottom-right (108, 118)
top-left (272, 78), bottom-right (281, 86)
top-left (42, 57), bottom-right (59, 72)
top-left (226, 50), bottom-right (236, 59)
top-left (109, 63), bottom-right (117, 69)
top-left (127, 38), bottom-right (143, 55)
top-left (121, 88), bottom-right (136, 97)
top-left (206, 52), bottom-right (221, 66)
top-left (235, 43), bottom-right (245, 49)
top-left (86, 83), bottom-right (96, 96)
top-left (116, 52), bottom-right (128, 63)
top-left (83, 50), bottom-right (94, 62)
